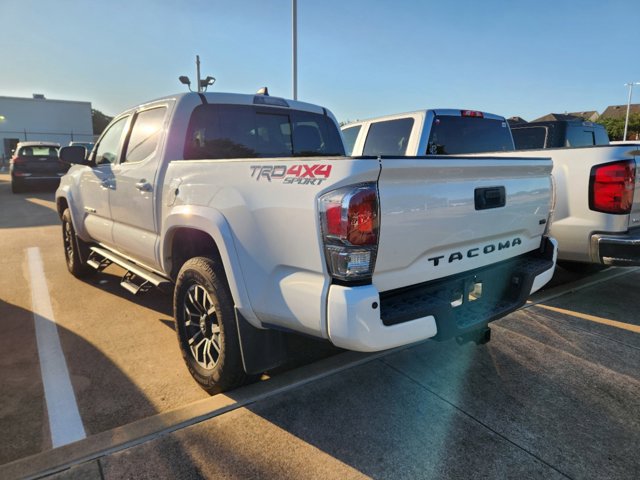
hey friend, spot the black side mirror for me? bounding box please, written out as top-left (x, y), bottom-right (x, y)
top-left (60, 145), bottom-right (88, 165)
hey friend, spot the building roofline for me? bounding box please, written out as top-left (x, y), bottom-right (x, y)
top-left (0, 96), bottom-right (92, 106)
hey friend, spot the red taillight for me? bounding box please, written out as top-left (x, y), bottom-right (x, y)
top-left (11, 156), bottom-right (26, 165)
top-left (319, 183), bottom-right (379, 281)
top-left (346, 189), bottom-right (378, 245)
top-left (461, 110), bottom-right (484, 118)
top-left (589, 160), bottom-right (636, 214)
top-left (321, 186), bottom-right (378, 246)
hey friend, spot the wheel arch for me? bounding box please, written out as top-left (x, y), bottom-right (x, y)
top-left (162, 206), bottom-right (258, 325)
top-left (55, 191), bottom-right (91, 242)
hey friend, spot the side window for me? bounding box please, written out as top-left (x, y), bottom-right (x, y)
top-left (363, 118), bottom-right (414, 156)
top-left (341, 126), bottom-right (361, 155)
top-left (94, 116), bottom-right (128, 165)
top-left (594, 126), bottom-right (610, 145)
top-left (566, 127), bottom-right (595, 147)
top-left (124, 107), bottom-right (166, 163)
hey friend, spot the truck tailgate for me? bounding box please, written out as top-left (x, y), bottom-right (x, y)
top-left (374, 156), bottom-right (553, 292)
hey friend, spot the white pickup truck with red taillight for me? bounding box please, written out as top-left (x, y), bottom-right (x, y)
top-left (344, 110), bottom-right (640, 271)
top-left (500, 145), bottom-right (640, 271)
top-left (55, 92), bottom-right (557, 393)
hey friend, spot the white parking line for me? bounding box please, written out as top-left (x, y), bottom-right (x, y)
top-left (28, 247), bottom-right (86, 448)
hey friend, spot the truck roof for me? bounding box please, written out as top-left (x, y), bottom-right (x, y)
top-left (342, 109), bottom-right (506, 128)
top-left (130, 91), bottom-right (328, 116)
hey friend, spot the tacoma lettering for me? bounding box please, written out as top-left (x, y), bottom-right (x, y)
top-left (427, 237), bottom-right (523, 266)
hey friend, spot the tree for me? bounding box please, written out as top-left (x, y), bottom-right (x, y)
top-left (92, 109), bottom-right (113, 136)
top-left (597, 113), bottom-right (640, 141)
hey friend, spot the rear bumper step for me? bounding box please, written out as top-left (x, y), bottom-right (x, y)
top-left (379, 237), bottom-right (556, 341)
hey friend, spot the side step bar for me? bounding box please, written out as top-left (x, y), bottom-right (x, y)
top-left (88, 246), bottom-right (172, 295)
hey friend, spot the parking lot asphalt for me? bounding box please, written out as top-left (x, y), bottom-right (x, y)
top-left (1, 173), bottom-right (639, 479)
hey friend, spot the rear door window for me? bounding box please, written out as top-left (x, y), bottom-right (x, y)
top-left (123, 107), bottom-right (166, 163)
top-left (427, 116), bottom-right (514, 154)
top-left (363, 118), bottom-right (414, 156)
top-left (512, 126), bottom-right (548, 149)
top-left (184, 104), bottom-right (344, 159)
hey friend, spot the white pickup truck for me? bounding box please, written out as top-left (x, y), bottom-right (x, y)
top-left (345, 110), bottom-right (640, 270)
top-left (509, 120), bottom-right (640, 270)
top-left (56, 94), bottom-right (557, 393)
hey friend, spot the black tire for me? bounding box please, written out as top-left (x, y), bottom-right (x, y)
top-left (558, 260), bottom-right (608, 274)
top-left (174, 256), bottom-right (246, 394)
top-left (11, 178), bottom-right (24, 194)
top-left (61, 208), bottom-right (93, 277)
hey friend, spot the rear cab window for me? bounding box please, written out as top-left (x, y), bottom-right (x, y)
top-left (183, 104), bottom-right (345, 160)
top-left (512, 126), bottom-right (548, 149)
top-left (18, 145), bottom-right (59, 157)
top-left (427, 115), bottom-right (514, 154)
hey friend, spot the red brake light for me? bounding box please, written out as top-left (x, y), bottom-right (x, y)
top-left (11, 156), bottom-right (25, 165)
top-left (461, 110), bottom-right (484, 118)
top-left (589, 160), bottom-right (635, 214)
top-left (325, 203), bottom-right (344, 237)
top-left (347, 189), bottom-right (378, 245)
top-left (319, 183), bottom-right (379, 282)
top-left (321, 186), bottom-right (379, 246)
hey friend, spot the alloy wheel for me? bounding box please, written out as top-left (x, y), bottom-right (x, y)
top-left (183, 284), bottom-right (221, 369)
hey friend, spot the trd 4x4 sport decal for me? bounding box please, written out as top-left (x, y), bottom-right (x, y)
top-left (250, 164), bottom-right (332, 185)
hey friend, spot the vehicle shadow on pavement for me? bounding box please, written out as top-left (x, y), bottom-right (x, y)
top-left (235, 310), bottom-right (639, 480)
top-left (78, 267), bottom-right (343, 372)
top-left (0, 176), bottom-right (60, 229)
top-left (98, 306), bottom-right (640, 479)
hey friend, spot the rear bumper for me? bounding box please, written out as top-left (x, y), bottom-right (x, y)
top-left (327, 236), bottom-right (557, 351)
top-left (591, 228), bottom-right (640, 266)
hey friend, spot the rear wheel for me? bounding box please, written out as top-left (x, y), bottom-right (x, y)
top-left (11, 177), bottom-right (24, 194)
top-left (174, 256), bottom-right (246, 394)
top-left (61, 209), bottom-right (93, 277)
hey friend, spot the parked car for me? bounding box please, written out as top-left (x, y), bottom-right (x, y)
top-left (10, 141), bottom-right (67, 193)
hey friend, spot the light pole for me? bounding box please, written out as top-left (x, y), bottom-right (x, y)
top-left (292, 0), bottom-right (298, 100)
top-left (623, 82), bottom-right (640, 141)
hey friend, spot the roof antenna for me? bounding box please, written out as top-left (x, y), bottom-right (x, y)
top-left (178, 55), bottom-right (216, 92)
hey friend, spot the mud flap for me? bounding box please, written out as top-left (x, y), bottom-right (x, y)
top-left (235, 309), bottom-right (289, 375)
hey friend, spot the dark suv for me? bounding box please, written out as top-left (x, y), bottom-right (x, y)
top-left (10, 141), bottom-right (67, 193)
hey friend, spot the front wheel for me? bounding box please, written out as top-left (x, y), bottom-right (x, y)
top-left (174, 256), bottom-right (247, 394)
top-left (61, 208), bottom-right (93, 277)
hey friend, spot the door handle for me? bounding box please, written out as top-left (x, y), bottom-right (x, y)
top-left (135, 180), bottom-right (152, 192)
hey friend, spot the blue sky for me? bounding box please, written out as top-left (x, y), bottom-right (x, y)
top-left (1, 0), bottom-right (639, 122)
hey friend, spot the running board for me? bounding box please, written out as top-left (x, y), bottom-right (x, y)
top-left (89, 246), bottom-right (171, 295)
